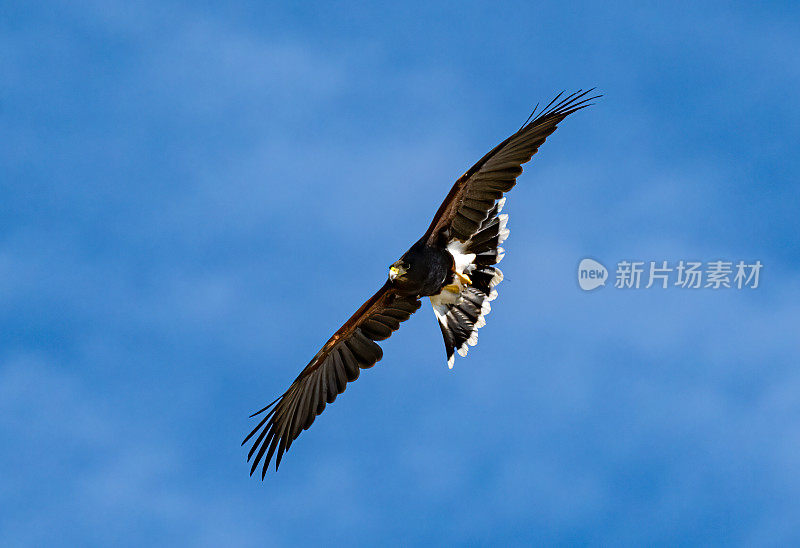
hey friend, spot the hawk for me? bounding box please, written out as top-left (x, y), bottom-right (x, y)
top-left (244, 90), bottom-right (598, 477)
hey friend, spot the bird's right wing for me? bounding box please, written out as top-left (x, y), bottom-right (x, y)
top-left (243, 282), bottom-right (421, 478)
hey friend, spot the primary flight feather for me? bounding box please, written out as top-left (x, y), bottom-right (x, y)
top-left (243, 89), bottom-right (599, 478)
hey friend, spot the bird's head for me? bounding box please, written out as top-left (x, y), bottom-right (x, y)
top-left (388, 260), bottom-right (409, 282)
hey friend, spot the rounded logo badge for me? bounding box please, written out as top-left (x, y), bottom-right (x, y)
top-left (578, 258), bottom-right (607, 291)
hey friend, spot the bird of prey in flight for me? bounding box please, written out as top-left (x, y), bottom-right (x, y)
top-left (243, 89), bottom-right (599, 478)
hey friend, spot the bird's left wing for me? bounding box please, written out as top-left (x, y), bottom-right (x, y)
top-left (421, 89), bottom-right (598, 367)
top-left (422, 89), bottom-right (598, 246)
top-left (243, 282), bottom-right (421, 478)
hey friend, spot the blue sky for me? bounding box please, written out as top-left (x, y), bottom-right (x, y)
top-left (2, 1), bottom-right (799, 545)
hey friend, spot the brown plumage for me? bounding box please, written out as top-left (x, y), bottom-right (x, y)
top-left (423, 90), bottom-right (597, 245)
top-left (243, 89), bottom-right (598, 478)
top-left (243, 285), bottom-right (420, 476)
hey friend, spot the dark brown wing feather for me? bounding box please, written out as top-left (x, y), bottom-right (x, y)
top-left (423, 89), bottom-right (599, 245)
top-left (243, 282), bottom-right (421, 478)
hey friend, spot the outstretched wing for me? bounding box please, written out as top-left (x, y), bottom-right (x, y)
top-left (426, 90), bottom-right (598, 367)
top-left (243, 282), bottom-right (421, 478)
top-left (423, 89), bottom-right (599, 246)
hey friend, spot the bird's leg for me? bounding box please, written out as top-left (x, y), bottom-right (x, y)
top-left (441, 269), bottom-right (471, 295)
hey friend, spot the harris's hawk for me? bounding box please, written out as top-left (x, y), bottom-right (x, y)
top-left (243, 90), bottom-right (599, 477)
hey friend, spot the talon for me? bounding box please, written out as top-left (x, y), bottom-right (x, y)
top-left (443, 284), bottom-right (461, 294)
top-left (456, 272), bottom-right (472, 285)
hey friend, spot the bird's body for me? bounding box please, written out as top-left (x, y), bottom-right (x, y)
top-left (243, 90), bottom-right (599, 477)
top-left (391, 240), bottom-right (454, 296)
